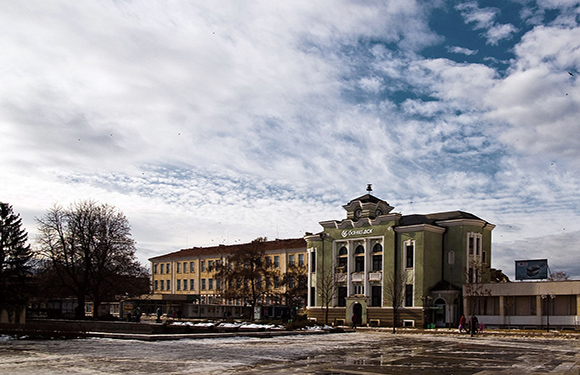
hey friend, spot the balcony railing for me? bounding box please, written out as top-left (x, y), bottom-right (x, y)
top-left (369, 272), bottom-right (382, 281)
top-left (351, 273), bottom-right (364, 282)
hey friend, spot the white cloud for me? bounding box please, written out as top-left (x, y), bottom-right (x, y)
top-left (456, 2), bottom-right (497, 30)
top-left (456, 1), bottom-right (518, 45)
top-left (486, 26), bottom-right (580, 162)
top-left (446, 46), bottom-right (478, 55)
top-left (2, 0), bottom-right (580, 280)
top-left (485, 23), bottom-right (518, 45)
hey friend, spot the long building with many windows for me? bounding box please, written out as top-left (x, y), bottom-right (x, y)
top-left (148, 238), bottom-right (306, 319)
top-left (305, 193), bottom-right (494, 328)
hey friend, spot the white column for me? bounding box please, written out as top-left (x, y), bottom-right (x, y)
top-left (307, 247), bottom-right (314, 307)
top-left (347, 240), bottom-right (353, 296)
top-left (364, 238), bottom-right (371, 297)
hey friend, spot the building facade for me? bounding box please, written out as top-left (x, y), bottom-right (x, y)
top-left (148, 238), bottom-right (307, 319)
top-left (306, 194), bottom-right (495, 328)
top-left (464, 280), bottom-right (580, 330)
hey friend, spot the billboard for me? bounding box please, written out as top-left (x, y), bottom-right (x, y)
top-left (515, 259), bottom-right (548, 280)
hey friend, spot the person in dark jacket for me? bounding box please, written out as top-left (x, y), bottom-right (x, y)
top-left (469, 315), bottom-right (479, 337)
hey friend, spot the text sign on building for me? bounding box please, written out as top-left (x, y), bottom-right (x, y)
top-left (341, 228), bottom-right (373, 237)
top-left (515, 259), bottom-right (548, 280)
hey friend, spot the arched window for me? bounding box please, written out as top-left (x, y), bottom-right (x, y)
top-left (338, 246), bottom-right (348, 256)
top-left (372, 243), bottom-right (383, 253)
top-left (355, 245), bottom-right (365, 254)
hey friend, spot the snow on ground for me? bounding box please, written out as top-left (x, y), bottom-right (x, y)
top-left (1, 332), bottom-right (580, 374)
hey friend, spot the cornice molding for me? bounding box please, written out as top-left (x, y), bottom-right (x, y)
top-left (435, 218), bottom-right (495, 230)
top-left (319, 214), bottom-right (400, 230)
top-left (395, 224), bottom-right (446, 234)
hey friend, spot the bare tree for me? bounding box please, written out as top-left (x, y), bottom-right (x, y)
top-left (384, 270), bottom-right (407, 333)
top-left (281, 263), bottom-right (308, 312)
top-left (503, 296), bottom-right (514, 328)
top-left (36, 200), bottom-right (146, 319)
top-left (214, 238), bottom-right (279, 320)
top-left (317, 264), bottom-right (339, 325)
top-left (548, 271), bottom-right (570, 281)
top-left (463, 260), bottom-right (491, 317)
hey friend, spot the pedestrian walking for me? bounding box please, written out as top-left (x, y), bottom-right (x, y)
top-left (459, 314), bottom-right (466, 333)
top-left (469, 315), bottom-right (479, 337)
top-left (156, 307), bottom-right (162, 323)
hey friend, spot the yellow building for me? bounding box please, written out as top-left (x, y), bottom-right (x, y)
top-left (148, 238), bottom-right (307, 319)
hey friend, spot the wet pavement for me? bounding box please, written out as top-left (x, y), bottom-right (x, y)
top-left (1, 331), bottom-right (580, 374)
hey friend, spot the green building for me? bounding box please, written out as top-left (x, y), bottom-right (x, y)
top-left (305, 194), bottom-right (494, 328)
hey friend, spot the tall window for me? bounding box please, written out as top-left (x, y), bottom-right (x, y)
top-left (372, 243), bottom-right (383, 253)
top-left (160, 264), bottom-right (164, 274)
top-left (338, 287), bottom-right (347, 307)
top-left (338, 246), bottom-right (347, 255)
top-left (183, 279), bottom-right (188, 290)
top-left (160, 280), bottom-right (164, 291)
top-left (166, 280), bottom-right (171, 291)
top-left (183, 262), bottom-right (188, 273)
top-left (154, 280), bottom-right (158, 291)
top-left (190, 279), bottom-right (195, 290)
top-left (355, 245), bottom-right (365, 254)
top-left (468, 237), bottom-right (474, 255)
top-left (288, 255), bottom-right (295, 266)
top-left (153, 264), bottom-right (158, 274)
top-left (405, 243), bottom-right (414, 268)
top-left (166, 263), bottom-right (170, 274)
top-left (372, 255), bottom-right (382, 271)
top-left (176, 262), bottom-right (181, 273)
top-left (176, 279), bottom-right (181, 290)
top-left (310, 251), bottom-right (316, 272)
top-left (355, 256), bottom-right (365, 272)
top-left (201, 279), bottom-right (206, 290)
top-left (310, 287), bottom-right (316, 307)
top-left (208, 278), bottom-right (214, 290)
top-left (298, 254), bottom-right (304, 266)
top-left (274, 256), bottom-right (280, 268)
top-left (371, 286), bottom-right (382, 307)
top-left (190, 261), bottom-right (195, 273)
top-left (201, 260), bottom-right (206, 272)
top-left (405, 284), bottom-right (413, 307)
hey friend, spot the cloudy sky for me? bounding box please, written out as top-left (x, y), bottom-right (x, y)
top-left (2, 0), bottom-right (580, 279)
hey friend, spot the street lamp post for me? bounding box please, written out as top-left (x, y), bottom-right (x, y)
top-left (541, 293), bottom-right (556, 332)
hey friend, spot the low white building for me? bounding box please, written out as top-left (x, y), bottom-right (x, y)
top-left (464, 280), bottom-right (580, 330)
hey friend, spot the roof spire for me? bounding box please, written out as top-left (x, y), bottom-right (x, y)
top-left (366, 184), bottom-right (372, 193)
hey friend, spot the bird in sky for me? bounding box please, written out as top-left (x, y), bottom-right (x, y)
top-left (569, 72), bottom-right (574, 76)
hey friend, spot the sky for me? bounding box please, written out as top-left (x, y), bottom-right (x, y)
top-left (2, 0), bottom-right (580, 280)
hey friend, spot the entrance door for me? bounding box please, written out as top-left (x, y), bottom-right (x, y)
top-left (434, 298), bottom-right (446, 327)
top-left (352, 303), bottom-right (362, 326)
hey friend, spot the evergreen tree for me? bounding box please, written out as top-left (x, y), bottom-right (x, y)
top-left (0, 202), bottom-right (32, 306)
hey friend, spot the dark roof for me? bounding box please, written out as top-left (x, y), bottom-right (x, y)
top-left (347, 194), bottom-right (384, 204)
top-left (149, 238), bottom-right (306, 262)
top-left (398, 211), bottom-right (483, 226)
